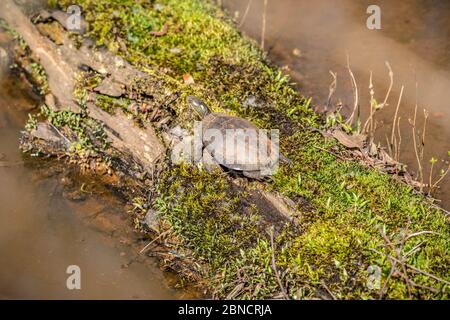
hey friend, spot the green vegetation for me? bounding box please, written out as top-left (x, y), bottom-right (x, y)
top-left (27, 62), bottom-right (49, 95)
top-left (1, 19), bottom-right (49, 95)
top-left (40, 104), bottom-right (110, 154)
top-left (51, 0), bottom-right (449, 299)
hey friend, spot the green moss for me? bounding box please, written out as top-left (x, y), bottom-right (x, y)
top-left (28, 62), bottom-right (49, 95)
top-left (40, 104), bottom-right (110, 154)
top-left (52, 0), bottom-right (449, 299)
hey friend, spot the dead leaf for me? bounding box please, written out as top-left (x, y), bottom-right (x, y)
top-left (332, 130), bottom-right (366, 149)
top-left (183, 73), bottom-right (195, 85)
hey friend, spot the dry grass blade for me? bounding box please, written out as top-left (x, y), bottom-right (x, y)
top-left (261, 0), bottom-right (268, 50)
top-left (431, 164), bottom-right (450, 192)
top-left (345, 55), bottom-right (359, 126)
top-left (269, 227), bottom-right (289, 300)
top-left (410, 81), bottom-right (424, 190)
top-left (139, 230), bottom-right (170, 254)
top-left (390, 85), bottom-right (404, 160)
top-left (326, 70), bottom-right (337, 109)
top-left (238, 0), bottom-right (253, 27)
top-left (363, 61), bottom-right (393, 134)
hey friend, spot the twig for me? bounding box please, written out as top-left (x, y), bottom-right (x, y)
top-left (321, 281), bottom-right (337, 300)
top-left (261, 0), bottom-right (268, 50)
top-left (312, 145), bottom-right (346, 161)
top-left (368, 71), bottom-right (375, 136)
top-left (396, 255), bottom-right (450, 286)
top-left (403, 241), bottom-right (423, 258)
top-left (404, 231), bottom-right (441, 242)
top-left (420, 109), bottom-right (429, 180)
top-left (429, 159), bottom-right (435, 193)
top-left (139, 230), bottom-right (170, 254)
top-left (326, 70), bottom-right (337, 110)
top-left (410, 81), bottom-right (423, 190)
top-left (49, 122), bottom-right (71, 144)
top-left (363, 62), bottom-right (394, 133)
top-left (269, 227), bottom-right (289, 300)
top-left (345, 55), bottom-right (359, 126)
top-left (431, 164), bottom-right (450, 190)
top-left (371, 245), bottom-right (450, 287)
top-left (238, 0), bottom-right (253, 28)
top-left (390, 85), bottom-right (404, 159)
top-left (396, 116), bottom-right (402, 162)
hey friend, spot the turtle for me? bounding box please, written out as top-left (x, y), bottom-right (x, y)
top-left (186, 96), bottom-right (280, 179)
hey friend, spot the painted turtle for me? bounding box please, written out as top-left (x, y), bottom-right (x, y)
top-left (187, 96), bottom-right (279, 178)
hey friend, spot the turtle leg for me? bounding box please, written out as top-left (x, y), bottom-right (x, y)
top-left (243, 170), bottom-right (264, 180)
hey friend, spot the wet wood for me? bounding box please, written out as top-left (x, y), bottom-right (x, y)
top-left (0, 0), bottom-right (166, 172)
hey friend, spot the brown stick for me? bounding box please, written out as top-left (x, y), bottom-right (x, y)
top-left (390, 85), bottom-right (404, 158)
top-left (269, 227), bottom-right (289, 300)
top-left (261, 0), bottom-right (268, 50)
top-left (345, 55), bottom-right (359, 126)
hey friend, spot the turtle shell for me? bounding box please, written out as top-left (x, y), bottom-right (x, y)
top-left (200, 113), bottom-right (278, 173)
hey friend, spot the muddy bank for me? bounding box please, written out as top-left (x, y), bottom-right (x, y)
top-left (1, 0), bottom-right (449, 300)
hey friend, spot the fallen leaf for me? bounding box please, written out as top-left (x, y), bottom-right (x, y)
top-left (183, 73), bottom-right (195, 85)
top-left (149, 23), bottom-right (169, 36)
top-left (332, 130), bottom-right (366, 149)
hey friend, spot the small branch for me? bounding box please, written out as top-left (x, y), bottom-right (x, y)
top-left (345, 55), bottom-right (359, 126)
top-left (326, 70), bottom-right (337, 110)
top-left (431, 164), bottom-right (450, 190)
top-left (139, 230), bottom-right (170, 254)
top-left (390, 85), bottom-right (404, 158)
top-left (396, 116), bottom-right (402, 162)
top-left (312, 145), bottom-right (346, 161)
top-left (410, 81), bottom-right (423, 190)
top-left (363, 62), bottom-right (393, 134)
top-left (269, 227), bottom-right (289, 300)
top-left (261, 0), bottom-right (268, 50)
top-left (238, 0), bottom-right (253, 28)
top-left (321, 281), bottom-right (337, 300)
top-left (404, 231), bottom-right (442, 242)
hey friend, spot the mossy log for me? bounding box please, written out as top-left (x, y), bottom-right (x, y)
top-left (1, 0), bottom-right (449, 299)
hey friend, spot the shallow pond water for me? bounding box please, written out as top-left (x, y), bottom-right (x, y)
top-left (0, 48), bottom-right (188, 299)
top-left (224, 0), bottom-right (450, 209)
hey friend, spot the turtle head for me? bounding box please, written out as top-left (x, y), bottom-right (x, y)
top-left (186, 96), bottom-right (211, 118)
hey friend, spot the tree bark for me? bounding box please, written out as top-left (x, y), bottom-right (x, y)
top-left (0, 0), bottom-right (167, 172)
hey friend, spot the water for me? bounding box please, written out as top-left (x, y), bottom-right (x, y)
top-left (224, 0), bottom-right (450, 208)
top-left (0, 37), bottom-right (186, 299)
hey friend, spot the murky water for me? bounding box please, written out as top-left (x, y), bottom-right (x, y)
top-left (0, 39), bottom-right (186, 299)
top-left (224, 0), bottom-right (450, 208)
